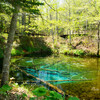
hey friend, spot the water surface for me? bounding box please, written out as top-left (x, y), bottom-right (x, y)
top-left (11, 55), bottom-right (100, 99)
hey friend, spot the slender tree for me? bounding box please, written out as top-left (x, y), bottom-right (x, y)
top-left (22, 12), bottom-right (26, 33)
top-left (1, 6), bottom-right (19, 86)
top-left (1, 0), bottom-right (43, 86)
top-left (97, 21), bottom-right (100, 57)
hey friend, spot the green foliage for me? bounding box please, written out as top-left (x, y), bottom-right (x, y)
top-left (11, 48), bottom-right (25, 56)
top-left (74, 50), bottom-right (85, 56)
top-left (22, 93), bottom-right (27, 98)
top-left (0, 85), bottom-right (12, 95)
top-left (63, 49), bottom-right (73, 55)
top-left (29, 97), bottom-right (35, 100)
top-left (64, 49), bottom-right (85, 56)
top-left (32, 87), bottom-right (64, 100)
top-left (32, 87), bottom-right (47, 97)
top-left (3, 0), bottom-right (44, 14)
top-left (12, 83), bottom-right (19, 88)
top-left (48, 91), bottom-right (63, 100)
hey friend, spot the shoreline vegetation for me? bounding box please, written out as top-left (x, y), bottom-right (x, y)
top-left (0, 33), bottom-right (99, 59)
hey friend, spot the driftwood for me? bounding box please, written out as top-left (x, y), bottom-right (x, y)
top-left (13, 65), bottom-right (66, 96)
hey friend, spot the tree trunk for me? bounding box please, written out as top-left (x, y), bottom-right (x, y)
top-left (22, 13), bottom-right (26, 33)
top-left (28, 15), bottom-right (31, 24)
top-left (55, 7), bottom-right (58, 36)
top-left (68, 1), bottom-right (71, 45)
top-left (69, 29), bottom-right (71, 45)
top-left (22, 13), bottom-right (26, 25)
top-left (50, 13), bottom-right (54, 43)
top-left (1, 10), bottom-right (18, 86)
top-left (97, 21), bottom-right (100, 57)
top-left (85, 20), bottom-right (88, 34)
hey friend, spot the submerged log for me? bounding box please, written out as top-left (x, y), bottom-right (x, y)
top-left (46, 79), bottom-right (92, 82)
top-left (13, 79), bottom-right (92, 84)
top-left (40, 68), bottom-right (60, 72)
top-left (13, 65), bottom-right (66, 96)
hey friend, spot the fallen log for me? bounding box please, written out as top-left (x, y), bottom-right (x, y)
top-left (46, 79), bottom-right (92, 82)
top-left (13, 65), bottom-right (66, 96)
top-left (12, 79), bottom-right (92, 84)
top-left (8, 78), bottom-right (93, 85)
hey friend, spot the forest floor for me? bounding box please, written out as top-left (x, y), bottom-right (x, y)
top-left (0, 83), bottom-right (37, 100)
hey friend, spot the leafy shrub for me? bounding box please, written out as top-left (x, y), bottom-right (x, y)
top-left (0, 85), bottom-right (12, 95)
top-left (11, 48), bottom-right (25, 56)
top-left (32, 87), bottom-right (80, 100)
top-left (74, 50), bottom-right (85, 56)
top-left (0, 85), bottom-right (80, 100)
top-left (64, 49), bottom-right (85, 56)
top-left (32, 87), bottom-right (47, 97)
top-left (32, 87), bottom-right (64, 100)
top-left (48, 91), bottom-right (63, 100)
top-left (63, 49), bottom-right (73, 55)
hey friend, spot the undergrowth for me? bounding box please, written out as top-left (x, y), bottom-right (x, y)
top-left (0, 84), bottom-right (80, 100)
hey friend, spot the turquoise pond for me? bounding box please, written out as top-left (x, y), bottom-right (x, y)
top-left (10, 55), bottom-right (100, 99)
top-left (11, 55), bottom-right (100, 85)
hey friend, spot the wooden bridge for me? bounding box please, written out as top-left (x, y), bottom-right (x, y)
top-left (15, 30), bottom-right (89, 38)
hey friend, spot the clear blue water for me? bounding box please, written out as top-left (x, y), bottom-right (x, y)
top-left (23, 68), bottom-right (78, 82)
top-left (11, 55), bottom-right (100, 99)
top-left (12, 55), bottom-right (100, 85)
